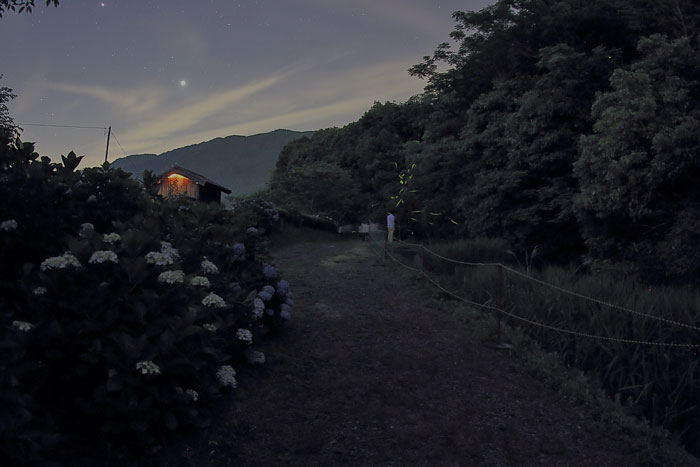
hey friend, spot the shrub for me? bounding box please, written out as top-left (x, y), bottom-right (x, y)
top-left (0, 136), bottom-right (293, 464)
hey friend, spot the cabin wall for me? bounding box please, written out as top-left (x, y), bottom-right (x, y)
top-left (158, 176), bottom-right (200, 199)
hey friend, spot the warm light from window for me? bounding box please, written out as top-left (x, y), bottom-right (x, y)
top-left (167, 173), bottom-right (188, 181)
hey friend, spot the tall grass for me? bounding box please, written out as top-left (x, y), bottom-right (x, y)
top-left (394, 237), bottom-right (700, 455)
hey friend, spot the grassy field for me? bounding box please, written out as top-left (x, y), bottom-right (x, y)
top-left (372, 233), bottom-right (700, 458)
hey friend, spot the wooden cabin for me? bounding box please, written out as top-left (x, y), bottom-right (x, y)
top-left (155, 165), bottom-right (232, 203)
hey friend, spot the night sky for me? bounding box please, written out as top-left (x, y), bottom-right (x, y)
top-left (2, 0), bottom-right (494, 167)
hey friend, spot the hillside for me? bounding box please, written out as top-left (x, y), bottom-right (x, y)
top-left (111, 129), bottom-right (313, 195)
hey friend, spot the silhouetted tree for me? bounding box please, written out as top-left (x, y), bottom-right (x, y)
top-left (0, 76), bottom-right (18, 138)
top-left (575, 34), bottom-right (700, 280)
top-left (0, 0), bottom-right (58, 16)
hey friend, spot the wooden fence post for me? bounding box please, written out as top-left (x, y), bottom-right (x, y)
top-left (492, 264), bottom-right (513, 349)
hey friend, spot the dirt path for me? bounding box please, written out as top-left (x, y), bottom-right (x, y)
top-left (193, 239), bottom-right (698, 467)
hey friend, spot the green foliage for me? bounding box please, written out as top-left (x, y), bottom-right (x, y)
top-left (0, 0), bottom-right (58, 17)
top-left (0, 76), bottom-right (18, 138)
top-left (616, 0), bottom-right (700, 41)
top-left (270, 101), bottom-right (423, 224)
top-left (575, 34), bottom-right (700, 282)
top-left (271, 160), bottom-right (360, 219)
top-left (225, 194), bottom-right (281, 237)
top-left (499, 266), bottom-right (700, 453)
top-left (141, 169), bottom-right (159, 196)
top-left (272, 0), bottom-right (700, 282)
top-left (0, 135), bottom-right (292, 464)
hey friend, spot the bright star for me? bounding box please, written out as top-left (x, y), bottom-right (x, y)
top-left (179, 80), bottom-right (187, 87)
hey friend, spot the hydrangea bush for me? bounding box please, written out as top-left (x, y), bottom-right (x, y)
top-left (225, 196), bottom-right (281, 236)
top-left (0, 136), bottom-right (293, 463)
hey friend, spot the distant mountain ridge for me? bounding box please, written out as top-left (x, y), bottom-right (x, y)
top-left (111, 129), bottom-right (313, 196)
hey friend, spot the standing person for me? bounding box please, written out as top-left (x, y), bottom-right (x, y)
top-left (386, 212), bottom-right (395, 243)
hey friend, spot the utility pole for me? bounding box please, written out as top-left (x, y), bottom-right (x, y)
top-left (104, 126), bottom-right (111, 164)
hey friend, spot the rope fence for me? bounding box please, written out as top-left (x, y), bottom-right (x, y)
top-left (368, 229), bottom-right (700, 348)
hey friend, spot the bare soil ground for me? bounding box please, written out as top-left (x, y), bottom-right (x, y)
top-left (181, 238), bottom-right (699, 467)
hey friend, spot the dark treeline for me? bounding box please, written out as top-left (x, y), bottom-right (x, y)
top-left (270, 0), bottom-right (700, 284)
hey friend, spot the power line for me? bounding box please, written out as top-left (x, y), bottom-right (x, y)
top-left (17, 122), bottom-right (130, 160)
top-left (109, 130), bottom-right (129, 159)
top-left (17, 122), bottom-right (107, 130)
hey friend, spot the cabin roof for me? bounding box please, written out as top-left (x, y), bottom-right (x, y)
top-left (157, 165), bottom-right (232, 194)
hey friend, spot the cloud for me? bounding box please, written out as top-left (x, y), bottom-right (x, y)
top-left (114, 72), bottom-right (288, 153)
top-left (151, 18), bottom-right (209, 55)
top-left (79, 58), bottom-right (426, 166)
top-left (9, 66), bottom-right (50, 115)
top-left (46, 82), bottom-right (165, 115)
top-left (110, 58), bottom-right (424, 157)
top-left (297, 0), bottom-right (462, 37)
top-left (182, 97), bottom-right (372, 144)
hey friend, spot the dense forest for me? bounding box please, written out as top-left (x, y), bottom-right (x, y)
top-left (270, 0), bottom-right (700, 284)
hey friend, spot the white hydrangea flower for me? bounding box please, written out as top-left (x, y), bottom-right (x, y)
top-left (135, 360), bottom-right (161, 375)
top-left (246, 350), bottom-right (266, 366)
top-left (202, 292), bottom-right (226, 308)
top-left (235, 328), bottom-right (253, 344)
top-left (190, 276), bottom-right (210, 288)
top-left (103, 232), bottom-right (121, 244)
top-left (216, 365), bottom-right (237, 388)
top-left (200, 258), bottom-right (219, 275)
top-left (87, 194), bottom-right (98, 203)
top-left (252, 297), bottom-right (264, 318)
top-left (185, 389), bottom-right (199, 402)
top-left (88, 250), bottom-right (119, 264)
top-left (160, 241), bottom-right (180, 259)
top-left (145, 251), bottom-right (174, 266)
top-left (40, 252), bottom-right (81, 271)
top-left (203, 323), bottom-right (217, 332)
top-left (0, 219), bottom-right (17, 231)
top-left (12, 320), bottom-right (33, 331)
top-left (158, 270), bottom-right (185, 284)
top-left (32, 286), bottom-right (47, 296)
top-left (79, 222), bottom-right (95, 238)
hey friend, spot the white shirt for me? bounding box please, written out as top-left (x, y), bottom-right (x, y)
top-left (387, 213), bottom-right (395, 228)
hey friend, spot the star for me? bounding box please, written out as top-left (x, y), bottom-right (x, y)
top-left (179, 80), bottom-right (187, 87)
